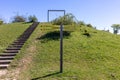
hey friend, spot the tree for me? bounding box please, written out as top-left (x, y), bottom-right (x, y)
top-left (86, 24), bottom-right (93, 28)
top-left (111, 24), bottom-right (120, 34)
top-left (51, 13), bottom-right (76, 25)
top-left (12, 15), bottom-right (26, 23)
top-left (0, 19), bottom-right (3, 25)
top-left (28, 15), bottom-right (38, 22)
top-left (77, 21), bottom-right (86, 26)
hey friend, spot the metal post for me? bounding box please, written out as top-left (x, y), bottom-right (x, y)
top-left (47, 10), bottom-right (49, 22)
top-left (60, 24), bottom-right (63, 73)
top-left (64, 11), bottom-right (65, 17)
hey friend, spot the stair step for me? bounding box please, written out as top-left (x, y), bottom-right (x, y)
top-left (11, 44), bottom-right (23, 46)
top-left (0, 56), bottom-right (14, 60)
top-left (9, 45), bottom-right (23, 48)
top-left (6, 48), bottom-right (21, 50)
top-left (0, 64), bottom-right (9, 69)
top-left (0, 22), bottom-right (39, 69)
top-left (17, 39), bottom-right (27, 41)
top-left (14, 41), bottom-right (25, 43)
top-left (8, 46), bottom-right (22, 48)
top-left (0, 60), bottom-right (12, 64)
top-left (12, 43), bottom-right (24, 45)
top-left (15, 40), bottom-right (26, 42)
top-left (3, 50), bottom-right (18, 53)
top-left (20, 36), bottom-right (29, 38)
top-left (0, 53), bottom-right (17, 56)
top-left (13, 42), bottom-right (25, 44)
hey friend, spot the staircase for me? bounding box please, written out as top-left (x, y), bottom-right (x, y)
top-left (0, 22), bottom-right (39, 69)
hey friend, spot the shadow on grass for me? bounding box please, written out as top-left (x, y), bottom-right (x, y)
top-left (37, 31), bottom-right (71, 43)
top-left (22, 22), bottom-right (32, 24)
top-left (31, 72), bottom-right (60, 80)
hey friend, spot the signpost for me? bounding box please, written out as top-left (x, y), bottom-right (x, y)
top-left (60, 24), bottom-right (63, 73)
top-left (47, 10), bottom-right (65, 73)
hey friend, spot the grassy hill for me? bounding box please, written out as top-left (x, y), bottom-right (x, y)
top-left (0, 23), bottom-right (31, 53)
top-left (1, 23), bottom-right (120, 80)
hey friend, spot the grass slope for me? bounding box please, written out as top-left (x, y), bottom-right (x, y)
top-left (8, 23), bottom-right (120, 80)
top-left (0, 23), bottom-right (31, 52)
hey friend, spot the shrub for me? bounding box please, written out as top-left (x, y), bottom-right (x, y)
top-left (77, 21), bottom-right (86, 26)
top-left (86, 24), bottom-right (93, 28)
top-left (0, 20), bottom-right (3, 25)
top-left (111, 24), bottom-right (120, 34)
top-left (28, 15), bottom-right (38, 22)
top-left (12, 15), bottom-right (26, 23)
top-left (83, 30), bottom-right (91, 37)
top-left (51, 13), bottom-right (76, 25)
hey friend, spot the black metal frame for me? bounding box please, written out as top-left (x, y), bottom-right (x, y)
top-left (60, 24), bottom-right (63, 73)
top-left (47, 10), bottom-right (65, 73)
top-left (47, 10), bottom-right (66, 22)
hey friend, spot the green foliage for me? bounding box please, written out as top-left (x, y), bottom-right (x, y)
top-left (83, 30), bottom-right (91, 37)
top-left (51, 13), bottom-right (76, 25)
top-left (86, 24), bottom-right (93, 28)
top-left (0, 18), bottom-right (4, 25)
top-left (28, 15), bottom-right (38, 22)
top-left (77, 21), bottom-right (86, 27)
top-left (12, 15), bottom-right (26, 23)
top-left (0, 20), bottom-right (3, 25)
top-left (111, 24), bottom-right (120, 34)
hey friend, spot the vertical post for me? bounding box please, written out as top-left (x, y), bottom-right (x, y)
top-left (63, 11), bottom-right (65, 22)
top-left (47, 10), bottom-right (49, 22)
top-left (60, 24), bottom-right (63, 73)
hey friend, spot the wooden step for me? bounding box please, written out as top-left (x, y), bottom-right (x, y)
top-left (0, 60), bottom-right (12, 64)
top-left (0, 56), bottom-right (14, 60)
top-left (20, 36), bottom-right (29, 38)
top-left (0, 64), bottom-right (9, 69)
top-left (16, 38), bottom-right (26, 40)
top-left (18, 38), bottom-right (27, 40)
top-left (8, 46), bottom-right (22, 48)
top-left (9, 45), bottom-right (23, 48)
top-left (11, 43), bottom-right (24, 45)
top-left (14, 41), bottom-right (25, 42)
top-left (14, 41), bottom-right (25, 43)
top-left (0, 53), bottom-right (17, 56)
top-left (15, 40), bottom-right (26, 42)
top-left (13, 42), bottom-right (25, 44)
top-left (11, 44), bottom-right (23, 46)
top-left (3, 50), bottom-right (19, 53)
top-left (6, 47), bottom-right (21, 50)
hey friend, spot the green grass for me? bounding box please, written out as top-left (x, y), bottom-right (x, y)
top-left (15, 23), bottom-right (120, 80)
top-left (0, 22), bottom-right (31, 52)
top-left (2, 23), bottom-right (120, 80)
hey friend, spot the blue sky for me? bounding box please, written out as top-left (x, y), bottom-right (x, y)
top-left (0, 0), bottom-right (120, 32)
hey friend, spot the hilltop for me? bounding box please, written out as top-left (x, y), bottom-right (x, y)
top-left (0, 23), bottom-right (120, 80)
